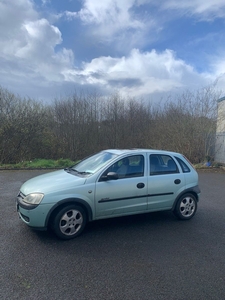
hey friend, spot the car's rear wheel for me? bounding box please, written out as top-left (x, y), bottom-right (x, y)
top-left (174, 193), bottom-right (197, 220)
top-left (53, 205), bottom-right (86, 239)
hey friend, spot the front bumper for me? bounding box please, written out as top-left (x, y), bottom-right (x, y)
top-left (16, 197), bottom-right (52, 230)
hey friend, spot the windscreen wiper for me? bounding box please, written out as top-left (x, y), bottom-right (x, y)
top-left (64, 167), bottom-right (78, 173)
top-left (76, 171), bottom-right (92, 175)
top-left (64, 168), bottom-right (91, 175)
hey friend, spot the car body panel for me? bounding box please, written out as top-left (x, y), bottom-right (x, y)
top-left (17, 202), bottom-right (53, 228)
top-left (147, 173), bottom-right (185, 210)
top-left (94, 176), bottom-right (148, 217)
top-left (20, 170), bottom-right (86, 196)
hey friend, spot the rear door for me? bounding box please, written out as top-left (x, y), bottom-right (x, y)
top-left (147, 154), bottom-right (185, 210)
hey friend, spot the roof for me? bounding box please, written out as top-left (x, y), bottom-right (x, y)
top-left (104, 148), bottom-right (181, 156)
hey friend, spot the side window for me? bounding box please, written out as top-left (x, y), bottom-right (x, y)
top-left (126, 155), bottom-right (144, 178)
top-left (175, 157), bottom-right (190, 173)
top-left (150, 154), bottom-right (179, 175)
top-left (101, 155), bottom-right (144, 179)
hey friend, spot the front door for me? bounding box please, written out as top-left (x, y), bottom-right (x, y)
top-left (95, 154), bottom-right (148, 218)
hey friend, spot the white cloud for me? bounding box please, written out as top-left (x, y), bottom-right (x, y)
top-left (0, 0), bottom-right (37, 42)
top-left (209, 53), bottom-right (225, 91)
top-left (63, 0), bottom-right (225, 52)
top-left (0, 0), bottom-right (223, 101)
top-left (16, 19), bottom-right (62, 59)
top-left (77, 0), bottom-right (148, 37)
top-left (63, 48), bottom-right (210, 97)
top-left (161, 0), bottom-right (225, 19)
top-left (41, 0), bottom-right (51, 5)
top-left (79, 0), bottom-right (135, 24)
top-left (212, 62), bottom-right (225, 78)
top-left (64, 11), bottom-right (78, 21)
top-left (61, 0), bottom-right (157, 52)
top-left (67, 0), bottom-right (225, 37)
top-left (0, 0), bottom-right (74, 86)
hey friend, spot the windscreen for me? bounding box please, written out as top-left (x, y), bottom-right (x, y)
top-left (72, 152), bottom-right (118, 174)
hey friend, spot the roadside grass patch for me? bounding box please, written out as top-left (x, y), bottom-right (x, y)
top-left (0, 158), bottom-right (76, 169)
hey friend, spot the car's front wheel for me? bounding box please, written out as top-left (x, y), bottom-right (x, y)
top-left (53, 205), bottom-right (87, 239)
top-left (174, 193), bottom-right (197, 220)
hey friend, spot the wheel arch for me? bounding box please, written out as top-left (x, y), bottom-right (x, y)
top-left (45, 198), bottom-right (93, 228)
top-left (172, 185), bottom-right (200, 211)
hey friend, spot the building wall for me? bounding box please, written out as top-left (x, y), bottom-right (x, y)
top-left (215, 97), bottom-right (225, 164)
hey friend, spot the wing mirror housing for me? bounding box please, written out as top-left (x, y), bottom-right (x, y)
top-left (100, 172), bottom-right (119, 181)
top-left (106, 172), bottom-right (119, 180)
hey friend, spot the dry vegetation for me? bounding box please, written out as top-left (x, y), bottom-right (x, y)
top-left (0, 85), bottom-right (220, 164)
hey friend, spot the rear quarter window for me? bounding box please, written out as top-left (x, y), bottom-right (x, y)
top-left (175, 156), bottom-right (191, 173)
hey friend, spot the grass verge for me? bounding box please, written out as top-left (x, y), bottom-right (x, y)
top-left (0, 158), bottom-right (76, 169)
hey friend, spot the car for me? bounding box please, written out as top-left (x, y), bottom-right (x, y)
top-left (16, 149), bottom-right (200, 239)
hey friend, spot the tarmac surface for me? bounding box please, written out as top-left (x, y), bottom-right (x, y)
top-left (0, 169), bottom-right (225, 300)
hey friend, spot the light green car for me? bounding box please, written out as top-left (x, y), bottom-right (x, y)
top-left (17, 149), bottom-right (200, 239)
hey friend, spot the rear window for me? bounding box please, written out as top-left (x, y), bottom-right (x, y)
top-left (150, 154), bottom-right (179, 175)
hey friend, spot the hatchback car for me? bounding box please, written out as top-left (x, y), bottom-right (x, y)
top-left (16, 149), bottom-right (200, 239)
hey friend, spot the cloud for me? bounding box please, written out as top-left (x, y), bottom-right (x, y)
top-left (0, 0), bottom-right (37, 44)
top-left (79, 0), bottom-right (138, 25)
top-left (41, 0), bottom-right (51, 5)
top-left (209, 52), bottom-right (225, 91)
top-left (75, 0), bottom-right (150, 39)
top-left (62, 0), bottom-right (225, 53)
top-left (61, 0), bottom-right (158, 53)
top-left (161, 0), bottom-right (225, 19)
top-left (66, 0), bottom-right (225, 35)
top-left (0, 0), bottom-right (223, 101)
top-left (16, 19), bottom-right (62, 59)
top-left (0, 0), bottom-right (74, 87)
top-left (63, 48), bottom-right (210, 98)
top-left (64, 11), bottom-right (78, 21)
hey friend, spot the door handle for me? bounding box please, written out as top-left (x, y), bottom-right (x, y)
top-left (137, 183), bottom-right (145, 189)
top-left (174, 179), bottom-right (181, 184)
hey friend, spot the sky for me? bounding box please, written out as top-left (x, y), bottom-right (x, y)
top-left (0, 0), bottom-right (225, 102)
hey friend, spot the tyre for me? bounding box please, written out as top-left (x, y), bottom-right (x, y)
top-left (53, 205), bottom-right (87, 239)
top-left (173, 193), bottom-right (197, 220)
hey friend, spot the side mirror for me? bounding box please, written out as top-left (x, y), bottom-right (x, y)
top-left (100, 172), bottom-right (119, 181)
top-left (106, 172), bottom-right (119, 180)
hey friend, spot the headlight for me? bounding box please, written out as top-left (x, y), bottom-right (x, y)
top-left (23, 193), bottom-right (44, 205)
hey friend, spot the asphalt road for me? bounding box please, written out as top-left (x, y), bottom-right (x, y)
top-left (0, 169), bottom-right (225, 300)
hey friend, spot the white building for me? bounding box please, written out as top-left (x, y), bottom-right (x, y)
top-left (215, 96), bottom-right (225, 164)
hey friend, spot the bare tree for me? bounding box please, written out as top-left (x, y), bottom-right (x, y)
top-left (0, 84), bottom-right (221, 164)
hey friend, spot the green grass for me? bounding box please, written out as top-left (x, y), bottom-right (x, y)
top-left (0, 158), bottom-right (76, 169)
